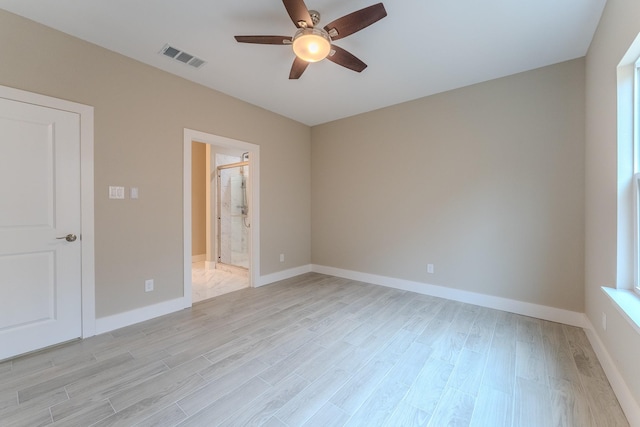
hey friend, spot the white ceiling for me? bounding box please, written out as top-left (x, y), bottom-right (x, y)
top-left (0, 0), bottom-right (606, 126)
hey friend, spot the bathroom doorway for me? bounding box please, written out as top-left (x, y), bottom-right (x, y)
top-left (183, 129), bottom-right (260, 306)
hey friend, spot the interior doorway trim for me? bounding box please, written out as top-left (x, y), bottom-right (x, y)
top-left (0, 84), bottom-right (96, 338)
top-left (183, 128), bottom-right (260, 307)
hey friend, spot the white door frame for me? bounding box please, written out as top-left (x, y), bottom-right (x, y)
top-left (0, 84), bottom-right (95, 338)
top-left (183, 129), bottom-right (260, 307)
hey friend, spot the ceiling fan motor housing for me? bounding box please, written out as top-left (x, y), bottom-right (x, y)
top-left (309, 10), bottom-right (321, 26)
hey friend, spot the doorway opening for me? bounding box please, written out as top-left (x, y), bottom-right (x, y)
top-left (192, 145), bottom-right (248, 301)
top-left (183, 129), bottom-right (260, 306)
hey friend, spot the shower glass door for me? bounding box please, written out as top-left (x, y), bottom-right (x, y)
top-left (217, 161), bottom-right (249, 269)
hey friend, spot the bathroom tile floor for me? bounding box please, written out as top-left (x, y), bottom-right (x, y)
top-left (191, 261), bottom-right (249, 303)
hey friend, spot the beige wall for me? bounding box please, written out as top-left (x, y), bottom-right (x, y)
top-left (191, 142), bottom-right (207, 257)
top-left (312, 58), bottom-right (585, 312)
top-left (585, 0), bottom-right (640, 407)
top-left (0, 10), bottom-right (311, 317)
top-left (9, 11), bottom-right (639, 409)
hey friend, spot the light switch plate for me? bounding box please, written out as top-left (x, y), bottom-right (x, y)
top-left (109, 186), bottom-right (125, 199)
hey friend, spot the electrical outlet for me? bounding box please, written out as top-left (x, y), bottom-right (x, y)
top-left (602, 312), bottom-right (607, 331)
top-left (280, 253), bottom-right (285, 263)
top-left (427, 264), bottom-right (434, 274)
top-left (145, 279), bottom-right (154, 292)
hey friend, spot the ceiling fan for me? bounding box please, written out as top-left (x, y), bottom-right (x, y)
top-left (234, 0), bottom-right (387, 79)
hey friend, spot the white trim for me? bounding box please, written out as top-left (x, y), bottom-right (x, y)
top-left (79, 98), bottom-right (96, 338)
top-left (183, 129), bottom-right (260, 308)
top-left (183, 136), bottom-right (192, 308)
top-left (0, 85), bottom-right (96, 338)
top-left (635, 172), bottom-right (640, 290)
top-left (311, 265), bottom-right (588, 328)
top-left (602, 286), bottom-right (640, 335)
top-left (95, 298), bottom-right (186, 335)
top-left (584, 320), bottom-right (640, 426)
top-left (258, 264), bottom-right (312, 287)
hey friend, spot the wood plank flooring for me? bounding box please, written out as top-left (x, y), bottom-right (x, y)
top-left (0, 273), bottom-right (629, 426)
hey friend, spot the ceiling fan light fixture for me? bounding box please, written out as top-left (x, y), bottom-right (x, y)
top-left (292, 28), bottom-right (331, 62)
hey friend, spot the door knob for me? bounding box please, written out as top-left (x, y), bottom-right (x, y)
top-left (56, 234), bottom-right (77, 242)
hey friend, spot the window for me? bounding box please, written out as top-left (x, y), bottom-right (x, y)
top-left (616, 34), bottom-right (640, 293)
top-left (606, 35), bottom-right (640, 334)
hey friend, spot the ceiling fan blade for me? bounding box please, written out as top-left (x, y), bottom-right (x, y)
top-left (289, 57), bottom-right (309, 79)
top-left (282, 0), bottom-right (313, 28)
top-left (323, 3), bottom-right (387, 41)
top-left (234, 35), bottom-right (293, 45)
top-left (326, 45), bottom-right (367, 73)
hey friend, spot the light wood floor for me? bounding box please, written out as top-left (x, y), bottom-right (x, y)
top-left (0, 273), bottom-right (629, 426)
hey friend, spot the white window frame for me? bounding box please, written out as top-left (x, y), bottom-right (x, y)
top-left (634, 172), bottom-right (640, 293)
top-left (634, 57), bottom-right (640, 294)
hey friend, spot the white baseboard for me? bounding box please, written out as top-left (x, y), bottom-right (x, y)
top-left (311, 264), bottom-right (588, 328)
top-left (258, 264), bottom-right (312, 287)
top-left (192, 254), bottom-right (206, 263)
top-left (584, 320), bottom-right (640, 426)
top-left (95, 297), bottom-right (188, 335)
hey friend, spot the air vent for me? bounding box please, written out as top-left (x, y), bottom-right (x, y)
top-left (159, 44), bottom-right (206, 69)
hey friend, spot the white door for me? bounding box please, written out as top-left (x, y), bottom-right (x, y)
top-left (0, 97), bottom-right (82, 361)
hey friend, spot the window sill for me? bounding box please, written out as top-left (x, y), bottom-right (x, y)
top-left (601, 286), bottom-right (640, 335)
